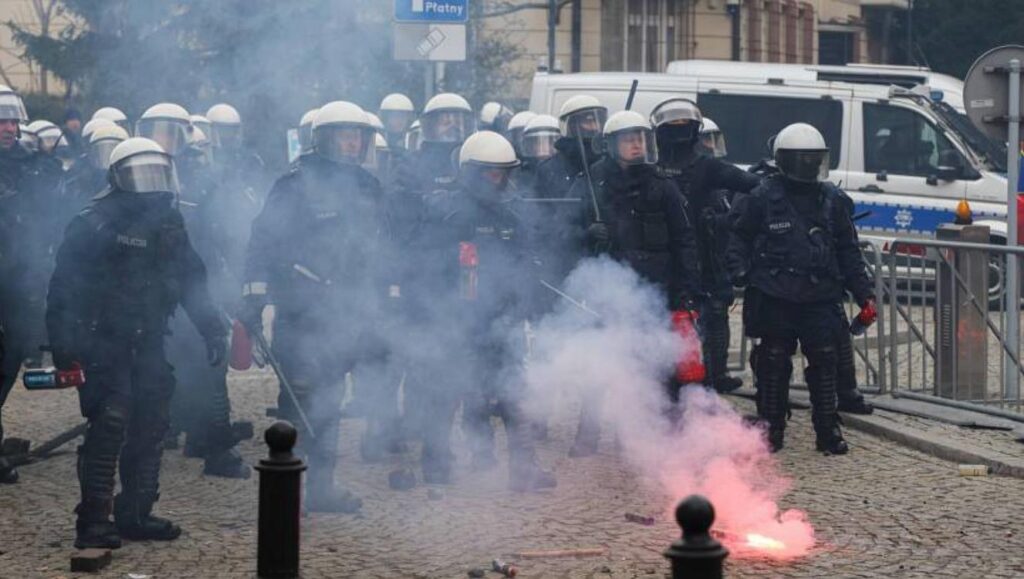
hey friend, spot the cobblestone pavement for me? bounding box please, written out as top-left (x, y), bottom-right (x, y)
top-left (1, 368), bottom-right (1024, 578)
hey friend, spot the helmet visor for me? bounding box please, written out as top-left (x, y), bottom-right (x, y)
top-left (38, 129), bottom-right (63, 152)
top-left (405, 127), bottom-right (422, 151)
top-left (380, 110), bottom-right (415, 135)
top-left (211, 123), bottom-right (242, 149)
top-left (0, 92), bottom-right (28, 122)
top-left (650, 101), bottom-right (701, 128)
top-left (609, 129), bottom-right (658, 166)
top-left (776, 149), bottom-right (830, 182)
top-left (700, 131), bottom-right (727, 158)
top-left (314, 124), bottom-right (373, 164)
top-left (114, 152), bottom-right (180, 194)
top-left (90, 139), bottom-right (122, 170)
top-left (422, 109), bottom-right (473, 143)
top-left (560, 108), bottom-right (607, 139)
top-left (136, 119), bottom-right (188, 156)
top-left (298, 123), bottom-right (313, 152)
top-left (521, 129), bottom-right (559, 161)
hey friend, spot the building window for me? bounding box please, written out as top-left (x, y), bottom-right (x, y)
top-left (819, 30), bottom-right (856, 65)
top-left (620, 0), bottom-right (681, 72)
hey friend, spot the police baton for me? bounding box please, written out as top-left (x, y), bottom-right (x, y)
top-left (249, 328), bottom-right (317, 440)
top-left (539, 279), bottom-right (602, 319)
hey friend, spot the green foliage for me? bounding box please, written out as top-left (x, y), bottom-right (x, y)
top-left (913, 0), bottom-right (1024, 78)
top-left (20, 92), bottom-right (67, 123)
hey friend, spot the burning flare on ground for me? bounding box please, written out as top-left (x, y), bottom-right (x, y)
top-left (523, 259), bottom-right (817, 562)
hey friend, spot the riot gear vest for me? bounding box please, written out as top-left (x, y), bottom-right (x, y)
top-left (749, 176), bottom-right (844, 303)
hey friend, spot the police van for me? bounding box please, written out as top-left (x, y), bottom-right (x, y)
top-left (529, 60), bottom-right (1011, 252)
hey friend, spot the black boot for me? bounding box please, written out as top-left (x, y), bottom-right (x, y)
top-left (75, 499), bottom-right (121, 550)
top-left (836, 332), bottom-right (873, 414)
top-left (806, 346), bottom-right (850, 455)
top-left (756, 340), bottom-right (793, 453)
top-left (305, 462), bottom-right (362, 513)
top-left (114, 493), bottom-right (181, 541)
top-left (203, 448), bottom-right (251, 479)
top-left (0, 466), bottom-right (18, 484)
top-left (507, 411), bottom-right (556, 492)
top-left (712, 376), bottom-right (743, 394)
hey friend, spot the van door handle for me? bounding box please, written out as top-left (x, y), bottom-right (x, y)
top-left (858, 185), bottom-right (885, 193)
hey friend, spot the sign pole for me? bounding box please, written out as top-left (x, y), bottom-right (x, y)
top-left (1006, 58), bottom-right (1021, 399)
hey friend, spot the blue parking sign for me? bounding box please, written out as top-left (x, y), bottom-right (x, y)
top-left (394, 0), bottom-right (468, 23)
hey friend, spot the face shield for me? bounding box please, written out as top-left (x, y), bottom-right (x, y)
top-left (461, 164), bottom-right (515, 196)
top-left (406, 126), bottom-right (423, 151)
top-left (211, 123), bottom-right (242, 150)
top-left (314, 124), bottom-right (374, 165)
top-left (136, 118), bottom-right (189, 156)
top-left (381, 110), bottom-right (415, 136)
top-left (609, 128), bottom-right (658, 166)
top-left (89, 138), bottom-right (123, 170)
top-left (700, 130), bottom-right (727, 158)
top-left (298, 124), bottom-right (313, 153)
top-left (37, 128), bottom-right (63, 153)
top-left (560, 108), bottom-right (607, 139)
top-left (422, 109), bottom-right (474, 143)
top-left (521, 128), bottom-right (559, 161)
top-left (776, 149), bottom-right (830, 183)
top-left (0, 92), bottom-right (28, 123)
top-left (112, 152), bottom-right (181, 195)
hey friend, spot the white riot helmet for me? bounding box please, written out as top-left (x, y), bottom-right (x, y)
top-left (206, 103), bottom-right (242, 149)
top-left (558, 95), bottom-right (607, 139)
top-left (364, 133), bottom-right (391, 173)
top-left (92, 107), bottom-right (129, 131)
top-left (699, 117), bottom-right (727, 158)
top-left (405, 119), bottom-right (422, 152)
top-left (299, 108), bottom-right (318, 153)
top-left (650, 98), bottom-right (703, 146)
top-left (82, 118), bottom-right (117, 143)
top-left (312, 100), bottom-right (375, 165)
top-left (28, 120), bottom-right (61, 153)
top-left (187, 125), bottom-right (214, 165)
top-left (506, 111), bottom-right (536, 154)
top-left (190, 114), bottom-right (213, 138)
top-left (88, 124), bottom-right (130, 170)
top-left (521, 114), bottom-right (560, 162)
top-left (379, 93), bottom-right (416, 136)
top-left (422, 93), bottom-right (474, 144)
top-left (773, 123), bottom-right (830, 183)
top-left (365, 112), bottom-right (385, 134)
top-left (136, 103), bottom-right (191, 156)
top-left (603, 111), bottom-right (658, 166)
top-left (479, 102), bottom-right (513, 134)
top-left (458, 130), bottom-right (520, 192)
top-left (107, 137), bottom-right (180, 195)
top-left (18, 123), bottom-right (37, 150)
top-left (0, 85), bottom-right (28, 123)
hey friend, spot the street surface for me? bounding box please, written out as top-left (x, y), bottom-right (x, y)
top-left (1, 368), bottom-right (1023, 578)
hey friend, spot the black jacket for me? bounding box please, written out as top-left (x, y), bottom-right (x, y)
top-left (534, 137), bottom-right (600, 200)
top-left (46, 191), bottom-right (225, 356)
top-left (574, 158), bottom-right (701, 307)
top-left (727, 175), bottom-right (873, 305)
top-left (245, 155), bottom-right (386, 318)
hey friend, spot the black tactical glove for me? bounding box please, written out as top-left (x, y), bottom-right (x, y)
top-left (586, 222), bottom-right (610, 243)
top-left (205, 335), bottom-right (228, 367)
top-left (239, 293), bottom-right (267, 335)
top-left (52, 349), bottom-right (78, 372)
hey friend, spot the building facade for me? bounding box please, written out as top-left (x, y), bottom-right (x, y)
top-left (480, 0), bottom-right (910, 101)
top-left (0, 0), bottom-right (72, 94)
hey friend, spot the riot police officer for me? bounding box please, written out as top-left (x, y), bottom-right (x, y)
top-left (568, 110), bottom-right (701, 457)
top-left (479, 101), bottom-right (513, 135)
top-left (0, 85), bottom-right (64, 484)
top-left (241, 101), bottom-right (385, 512)
top-left (513, 114), bottom-right (560, 193)
top-left (420, 130), bottom-right (557, 491)
top-left (506, 111), bottom-right (537, 158)
top-left (298, 108), bottom-right (319, 157)
top-left (727, 123), bottom-right (875, 455)
top-left (650, 99), bottom-right (760, 393)
top-left (378, 93), bottom-right (416, 151)
top-left (535, 95), bottom-right (607, 200)
top-left (47, 137), bottom-right (227, 548)
top-left (91, 107), bottom-right (130, 132)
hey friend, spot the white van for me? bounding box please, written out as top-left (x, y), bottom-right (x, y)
top-left (528, 62), bottom-right (1011, 247)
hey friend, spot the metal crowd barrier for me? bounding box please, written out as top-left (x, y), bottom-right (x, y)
top-left (886, 237), bottom-right (1024, 421)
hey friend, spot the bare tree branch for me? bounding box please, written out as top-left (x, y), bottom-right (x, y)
top-left (481, 0), bottom-right (573, 19)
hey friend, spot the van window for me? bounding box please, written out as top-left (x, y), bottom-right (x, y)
top-left (864, 102), bottom-right (965, 178)
top-left (696, 93), bottom-right (843, 167)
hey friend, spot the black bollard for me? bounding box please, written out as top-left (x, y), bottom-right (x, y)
top-left (256, 421), bottom-right (307, 578)
top-left (664, 495), bottom-right (729, 579)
